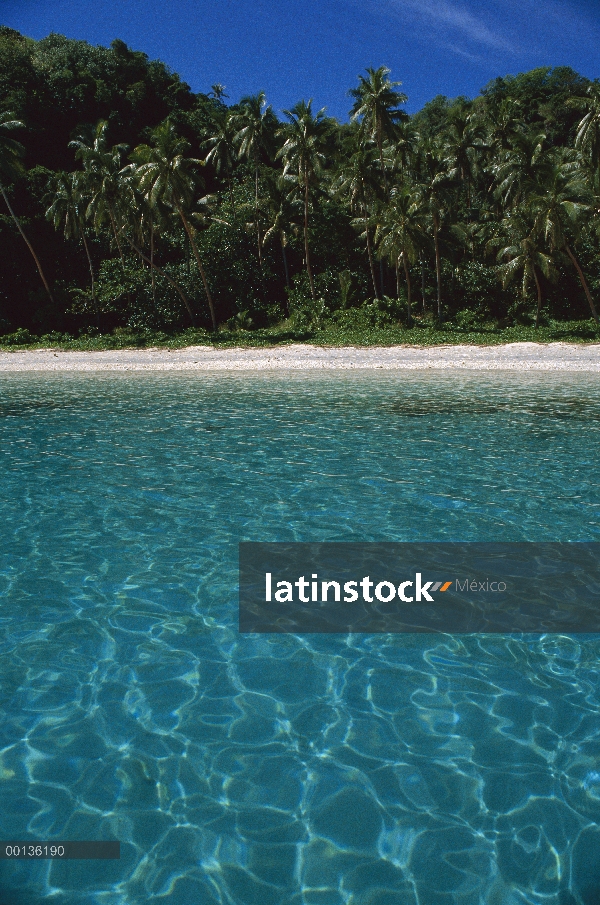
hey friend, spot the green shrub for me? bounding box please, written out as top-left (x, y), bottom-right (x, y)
top-left (286, 276), bottom-right (327, 329)
top-left (226, 310), bottom-right (254, 331)
top-left (330, 305), bottom-right (388, 330)
top-left (454, 308), bottom-right (488, 330)
top-left (39, 331), bottom-right (72, 344)
top-left (0, 327), bottom-right (34, 346)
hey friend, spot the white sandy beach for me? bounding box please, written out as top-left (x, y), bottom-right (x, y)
top-left (1, 342), bottom-right (600, 371)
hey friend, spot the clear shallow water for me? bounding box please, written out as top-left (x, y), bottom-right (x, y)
top-left (1, 371), bottom-right (600, 905)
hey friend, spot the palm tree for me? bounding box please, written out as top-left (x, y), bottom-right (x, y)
top-left (262, 171), bottom-right (300, 292)
top-left (204, 110), bottom-right (238, 207)
top-left (475, 97), bottom-right (523, 213)
top-left (494, 211), bottom-right (557, 328)
top-left (210, 84), bottom-right (228, 102)
top-left (414, 138), bottom-right (450, 323)
top-left (70, 121), bottom-right (130, 267)
top-left (530, 151), bottom-right (599, 323)
top-left (383, 119), bottom-right (419, 182)
top-left (492, 128), bottom-right (553, 210)
top-left (45, 170), bottom-right (98, 322)
top-left (132, 121), bottom-right (216, 330)
top-left (112, 156), bottom-right (197, 321)
top-left (118, 159), bottom-right (166, 308)
top-left (349, 66), bottom-right (408, 193)
top-left (0, 113), bottom-right (54, 303)
top-left (277, 100), bottom-right (329, 301)
top-left (375, 186), bottom-right (426, 324)
top-left (335, 138), bottom-right (381, 297)
top-left (442, 100), bottom-right (486, 209)
top-left (137, 184), bottom-right (160, 307)
top-left (572, 82), bottom-right (600, 182)
top-left (231, 92), bottom-right (276, 265)
top-left (378, 119), bottom-right (421, 298)
top-left (480, 96), bottom-right (523, 158)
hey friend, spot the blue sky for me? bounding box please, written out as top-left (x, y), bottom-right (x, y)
top-left (1, 0), bottom-right (599, 119)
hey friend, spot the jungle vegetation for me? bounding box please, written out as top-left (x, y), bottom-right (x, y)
top-left (2, 26), bottom-right (600, 344)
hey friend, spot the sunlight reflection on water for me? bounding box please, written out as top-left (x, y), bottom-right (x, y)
top-left (1, 371), bottom-right (600, 905)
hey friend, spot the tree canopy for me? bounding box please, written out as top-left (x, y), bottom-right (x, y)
top-left (1, 27), bottom-right (600, 338)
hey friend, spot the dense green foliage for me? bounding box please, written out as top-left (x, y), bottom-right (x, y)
top-left (2, 320), bottom-right (599, 351)
top-left (1, 26), bottom-right (600, 341)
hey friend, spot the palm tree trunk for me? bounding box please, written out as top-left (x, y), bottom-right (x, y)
top-left (396, 258), bottom-right (401, 299)
top-left (281, 238), bottom-right (290, 290)
top-left (107, 203), bottom-right (133, 309)
top-left (80, 230), bottom-right (99, 327)
top-left (376, 124), bottom-right (389, 318)
top-left (303, 173), bottom-right (316, 301)
top-left (0, 183), bottom-right (54, 304)
top-left (150, 218), bottom-right (156, 306)
top-left (378, 125), bottom-right (388, 197)
top-left (177, 208), bottom-right (217, 331)
top-left (533, 266), bottom-right (542, 328)
top-left (565, 243), bottom-right (600, 324)
top-left (108, 205), bottom-right (126, 271)
top-left (433, 212), bottom-right (442, 324)
top-left (125, 235), bottom-right (196, 326)
top-left (255, 164), bottom-right (262, 267)
top-left (364, 209), bottom-right (379, 299)
top-left (421, 256), bottom-right (426, 315)
top-left (402, 252), bottom-right (413, 326)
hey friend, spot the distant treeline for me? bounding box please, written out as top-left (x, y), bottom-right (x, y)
top-left (1, 25), bottom-right (600, 335)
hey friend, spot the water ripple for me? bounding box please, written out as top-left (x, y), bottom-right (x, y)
top-left (0, 372), bottom-right (599, 905)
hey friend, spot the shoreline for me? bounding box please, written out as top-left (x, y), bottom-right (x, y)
top-left (1, 342), bottom-right (600, 371)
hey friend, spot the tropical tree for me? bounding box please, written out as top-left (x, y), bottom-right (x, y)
top-left (210, 84), bottom-right (228, 102)
top-left (277, 100), bottom-right (329, 300)
top-left (530, 151), bottom-right (599, 323)
top-left (414, 138), bottom-right (450, 323)
top-left (262, 171), bottom-right (300, 291)
top-left (335, 137), bottom-right (381, 297)
top-left (70, 121), bottom-right (130, 267)
top-left (231, 92), bottom-right (276, 265)
top-left (118, 157), bottom-right (168, 308)
top-left (349, 66), bottom-right (408, 193)
top-left (442, 99), bottom-right (486, 208)
top-left (45, 170), bottom-right (98, 321)
top-left (132, 120), bottom-right (216, 329)
top-left (118, 182), bottom-right (196, 322)
top-left (572, 82), bottom-right (600, 182)
top-left (375, 186), bottom-right (426, 324)
top-left (0, 112), bottom-right (54, 303)
top-left (479, 96), bottom-right (523, 157)
top-left (494, 211), bottom-right (557, 327)
top-left (204, 110), bottom-right (238, 207)
top-left (492, 128), bottom-right (553, 210)
top-left (383, 119), bottom-right (419, 182)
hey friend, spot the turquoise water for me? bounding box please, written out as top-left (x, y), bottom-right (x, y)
top-left (1, 371), bottom-right (600, 905)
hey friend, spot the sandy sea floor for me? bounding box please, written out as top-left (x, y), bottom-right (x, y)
top-left (0, 341), bottom-right (600, 370)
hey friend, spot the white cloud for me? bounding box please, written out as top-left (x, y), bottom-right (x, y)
top-left (397, 0), bottom-right (514, 52)
top-left (346, 0), bottom-right (600, 68)
top-left (444, 43), bottom-right (487, 64)
top-left (357, 0), bottom-right (517, 56)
